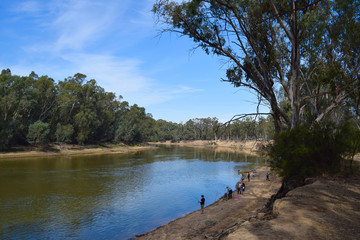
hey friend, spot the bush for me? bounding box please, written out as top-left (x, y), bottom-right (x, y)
top-left (55, 123), bottom-right (74, 143)
top-left (27, 120), bottom-right (50, 145)
top-left (267, 122), bottom-right (352, 178)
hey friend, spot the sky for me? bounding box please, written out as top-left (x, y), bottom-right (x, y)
top-left (0, 0), bottom-right (269, 123)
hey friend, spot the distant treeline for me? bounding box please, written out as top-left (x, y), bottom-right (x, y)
top-left (0, 69), bottom-right (274, 149)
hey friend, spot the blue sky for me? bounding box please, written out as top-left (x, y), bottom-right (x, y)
top-left (0, 0), bottom-right (269, 123)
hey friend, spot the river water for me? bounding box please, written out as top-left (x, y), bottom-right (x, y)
top-left (0, 146), bottom-right (265, 240)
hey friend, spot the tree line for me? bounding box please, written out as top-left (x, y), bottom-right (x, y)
top-left (0, 69), bottom-right (274, 150)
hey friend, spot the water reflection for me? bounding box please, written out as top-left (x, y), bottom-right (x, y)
top-left (0, 146), bottom-right (266, 240)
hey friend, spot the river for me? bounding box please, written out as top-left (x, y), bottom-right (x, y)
top-left (0, 146), bottom-right (266, 240)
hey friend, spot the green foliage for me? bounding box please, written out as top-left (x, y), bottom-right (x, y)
top-left (115, 104), bottom-right (155, 145)
top-left (154, 0), bottom-right (360, 133)
top-left (55, 123), bottom-right (74, 143)
top-left (342, 123), bottom-right (360, 167)
top-left (27, 121), bottom-right (50, 145)
top-left (0, 121), bottom-right (14, 150)
top-left (268, 122), bottom-right (358, 178)
top-left (1, 68), bottom-right (277, 148)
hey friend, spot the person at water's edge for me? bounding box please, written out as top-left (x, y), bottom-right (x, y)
top-left (199, 195), bottom-right (205, 214)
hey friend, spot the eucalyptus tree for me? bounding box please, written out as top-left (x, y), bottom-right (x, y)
top-left (0, 70), bottom-right (39, 145)
top-left (31, 73), bottom-right (57, 123)
top-left (153, 119), bottom-right (180, 141)
top-left (27, 120), bottom-right (50, 145)
top-left (153, 0), bottom-right (360, 132)
top-left (115, 104), bottom-right (155, 144)
top-left (183, 119), bottom-right (198, 139)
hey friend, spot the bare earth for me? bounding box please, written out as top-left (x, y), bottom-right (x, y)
top-left (0, 143), bottom-right (155, 159)
top-left (151, 140), bottom-right (269, 156)
top-left (137, 166), bottom-right (360, 240)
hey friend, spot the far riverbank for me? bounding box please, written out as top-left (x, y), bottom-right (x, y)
top-left (0, 143), bottom-right (155, 160)
top-left (0, 140), bottom-right (269, 160)
top-left (151, 139), bottom-right (269, 156)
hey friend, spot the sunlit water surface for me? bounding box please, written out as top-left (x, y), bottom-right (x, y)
top-left (0, 146), bottom-right (266, 239)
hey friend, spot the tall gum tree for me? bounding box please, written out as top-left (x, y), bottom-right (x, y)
top-left (153, 0), bottom-right (360, 132)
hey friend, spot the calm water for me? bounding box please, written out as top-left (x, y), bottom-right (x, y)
top-left (0, 146), bottom-right (265, 240)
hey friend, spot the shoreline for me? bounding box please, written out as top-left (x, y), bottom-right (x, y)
top-left (136, 168), bottom-right (360, 240)
top-left (136, 166), bottom-right (281, 240)
top-left (150, 139), bottom-right (269, 156)
top-left (0, 143), bottom-right (156, 160)
top-left (0, 140), bottom-right (269, 160)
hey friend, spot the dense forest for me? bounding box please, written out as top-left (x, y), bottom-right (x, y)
top-left (0, 69), bottom-right (274, 149)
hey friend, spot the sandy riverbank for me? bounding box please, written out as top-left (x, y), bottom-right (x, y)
top-left (151, 140), bottom-right (269, 156)
top-left (136, 166), bottom-right (282, 239)
top-left (0, 140), bottom-right (265, 159)
top-left (136, 166), bottom-right (360, 240)
top-left (0, 143), bottom-right (155, 160)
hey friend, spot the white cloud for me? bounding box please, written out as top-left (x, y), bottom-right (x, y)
top-left (50, 1), bottom-right (121, 51)
top-left (130, 85), bottom-right (203, 106)
top-left (59, 53), bottom-right (203, 106)
top-left (4, 0), bottom-right (204, 109)
top-left (7, 52), bottom-right (203, 108)
top-left (61, 53), bottom-right (151, 92)
top-left (12, 1), bottom-right (43, 13)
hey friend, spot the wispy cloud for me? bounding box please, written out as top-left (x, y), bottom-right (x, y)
top-left (50, 1), bottom-right (121, 51)
top-left (59, 53), bottom-right (203, 106)
top-left (12, 1), bottom-right (43, 13)
top-left (5, 0), bottom-right (203, 108)
top-left (132, 85), bottom-right (203, 106)
top-left (61, 53), bottom-right (152, 92)
top-left (8, 52), bottom-right (203, 107)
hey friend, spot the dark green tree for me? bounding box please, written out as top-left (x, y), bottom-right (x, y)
top-left (27, 120), bottom-right (50, 145)
top-left (55, 123), bottom-right (74, 143)
top-left (115, 104), bottom-right (155, 144)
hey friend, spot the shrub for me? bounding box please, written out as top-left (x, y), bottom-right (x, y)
top-left (27, 121), bottom-right (50, 145)
top-left (267, 122), bottom-right (352, 178)
top-left (55, 123), bottom-right (74, 143)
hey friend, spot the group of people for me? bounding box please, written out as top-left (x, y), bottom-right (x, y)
top-left (224, 171), bottom-right (250, 201)
top-left (199, 169), bottom-right (271, 214)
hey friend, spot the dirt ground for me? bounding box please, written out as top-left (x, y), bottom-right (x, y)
top-left (225, 172), bottom-right (360, 240)
top-left (0, 143), bottom-right (155, 159)
top-left (0, 140), bottom-right (266, 159)
top-left (152, 140), bottom-right (269, 156)
top-left (137, 167), bottom-right (360, 240)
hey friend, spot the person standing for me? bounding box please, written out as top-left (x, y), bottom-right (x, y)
top-left (247, 172), bottom-right (250, 182)
top-left (227, 187), bottom-right (233, 199)
top-left (237, 182), bottom-right (242, 195)
top-left (199, 195), bottom-right (205, 214)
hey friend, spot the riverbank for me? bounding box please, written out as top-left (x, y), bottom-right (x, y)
top-left (151, 140), bottom-right (269, 156)
top-left (136, 166), bottom-right (360, 240)
top-left (0, 143), bottom-right (155, 159)
top-left (0, 140), bottom-right (268, 160)
top-left (136, 166), bottom-right (282, 239)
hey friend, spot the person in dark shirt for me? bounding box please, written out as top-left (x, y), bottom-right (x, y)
top-left (227, 186), bottom-right (233, 199)
top-left (199, 195), bottom-right (205, 214)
